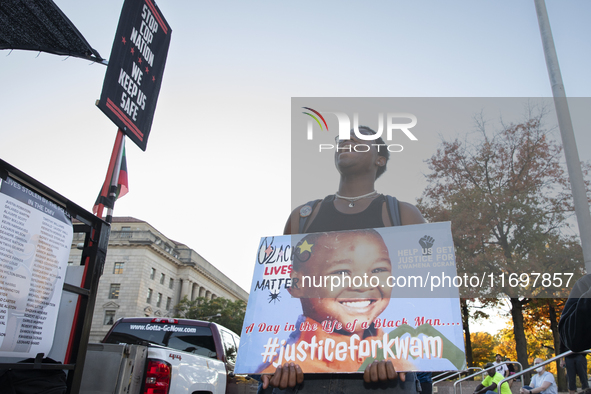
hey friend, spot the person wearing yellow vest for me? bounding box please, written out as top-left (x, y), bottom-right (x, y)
top-left (473, 363), bottom-right (512, 394)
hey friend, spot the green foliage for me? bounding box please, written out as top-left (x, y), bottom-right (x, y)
top-left (174, 296), bottom-right (246, 335)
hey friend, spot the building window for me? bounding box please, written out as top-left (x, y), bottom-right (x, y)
top-left (104, 310), bottom-right (116, 325)
top-left (109, 284), bottom-right (120, 299)
top-left (169, 278), bottom-right (174, 289)
top-left (121, 226), bottom-right (132, 238)
top-left (113, 262), bottom-right (124, 274)
top-left (166, 297), bottom-right (172, 310)
top-left (156, 293), bottom-right (162, 307)
top-left (150, 268), bottom-right (156, 280)
top-left (146, 288), bottom-right (153, 303)
top-left (160, 273), bottom-right (165, 285)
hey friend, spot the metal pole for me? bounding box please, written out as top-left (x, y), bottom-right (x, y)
top-left (95, 129), bottom-right (125, 219)
top-left (105, 137), bottom-right (125, 224)
top-left (534, 0), bottom-right (591, 274)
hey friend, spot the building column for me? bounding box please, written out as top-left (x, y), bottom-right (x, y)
top-left (180, 279), bottom-right (191, 300)
top-left (191, 283), bottom-right (198, 301)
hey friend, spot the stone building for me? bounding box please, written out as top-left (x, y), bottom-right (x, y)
top-left (68, 217), bottom-right (248, 343)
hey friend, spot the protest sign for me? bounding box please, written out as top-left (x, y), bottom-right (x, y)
top-left (97, 0), bottom-right (171, 151)
top-left (235, 222), bottom-right (466, 374)
top-left (0, 177), bottom-right (73, 358)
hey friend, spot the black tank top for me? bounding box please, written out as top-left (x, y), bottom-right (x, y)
top-left (305, 194), bottom-right (386, 233)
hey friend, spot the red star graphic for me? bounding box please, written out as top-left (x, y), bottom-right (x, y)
top-left (152, 76), bottom-right (155, 82)
top-left (138, 57), bottom-right (142, 64)
top-left (121, 36), bottom-right (126, 44)
top-left (265, 246), bottom-right (273, 258)
top-left (130, 47), bottom-right (135, 55)
top-left (145, 67), bottom-right (149, 73)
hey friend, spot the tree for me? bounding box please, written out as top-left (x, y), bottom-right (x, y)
top-left (494, 319), bottom-right (556, 373)
top-left (526, 297), bottom-right (568, 391)
top-left (471, 331), bottom-right (499, 367)
top-left (174, 296), bottom-right (246, 335)
top-left (417, 109), bottom-right (587, 376)
top-left (461, 298), bottom-right (498, 367)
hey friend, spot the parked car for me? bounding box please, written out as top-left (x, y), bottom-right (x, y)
top-left (80, 317), bottom-right (257, 394)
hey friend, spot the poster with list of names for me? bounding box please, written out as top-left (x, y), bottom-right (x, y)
top-left (0, 177), bottom-right (73, 358)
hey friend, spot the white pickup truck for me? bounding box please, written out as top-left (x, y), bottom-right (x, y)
top-left (80, 317), bottom-right (257, 394)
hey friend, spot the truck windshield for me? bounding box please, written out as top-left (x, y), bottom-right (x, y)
top-left (103, 322), bottom-right (217, 359)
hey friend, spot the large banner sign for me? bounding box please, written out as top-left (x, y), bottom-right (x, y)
top-left (0, 177), bottom-right (73, 358)
top-left (235, 222), bottom-right (466, 374)
top-left (97, 0), bottom-right (172, 151)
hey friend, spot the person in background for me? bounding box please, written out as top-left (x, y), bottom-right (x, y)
top-left (519, 358), bottom-right (557, 394)
top-left (417, 373), bottom-right (433, 394)
top-left (493, 354), bottom-right (509, 378)
top-left (560, 341), bottom-right (589, 394)
top-left (506, 358), bottom-right (516, 386)
top-left (506, 359), bottom-right (515, 376)
top-left (473, 362), bottom-right (511, 394)
top-left (559, 274), bottom-right (591, 352)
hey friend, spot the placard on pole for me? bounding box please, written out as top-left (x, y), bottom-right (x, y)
top-left (97, 0), bottom-right (172, 151)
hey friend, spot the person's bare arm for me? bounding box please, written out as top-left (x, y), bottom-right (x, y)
top-left (475, 382), bottom-right (497, 394)
top-left (527, 381), bottom-right (552, 394)
top-left (400, 201), bottom-right (426, 225)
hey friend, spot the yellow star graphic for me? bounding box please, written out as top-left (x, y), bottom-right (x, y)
top-left (298, 240), bottom-right (313, 254)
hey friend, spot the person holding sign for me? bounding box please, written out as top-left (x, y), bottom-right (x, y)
top-left (261, 126), bottom-right (426, 393)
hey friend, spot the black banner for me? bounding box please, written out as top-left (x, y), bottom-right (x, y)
top-left (97, 0), bottom-right (171, 151)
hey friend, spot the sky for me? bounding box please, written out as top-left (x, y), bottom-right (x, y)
top-left (1, 0), bottom-right (590, 334)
